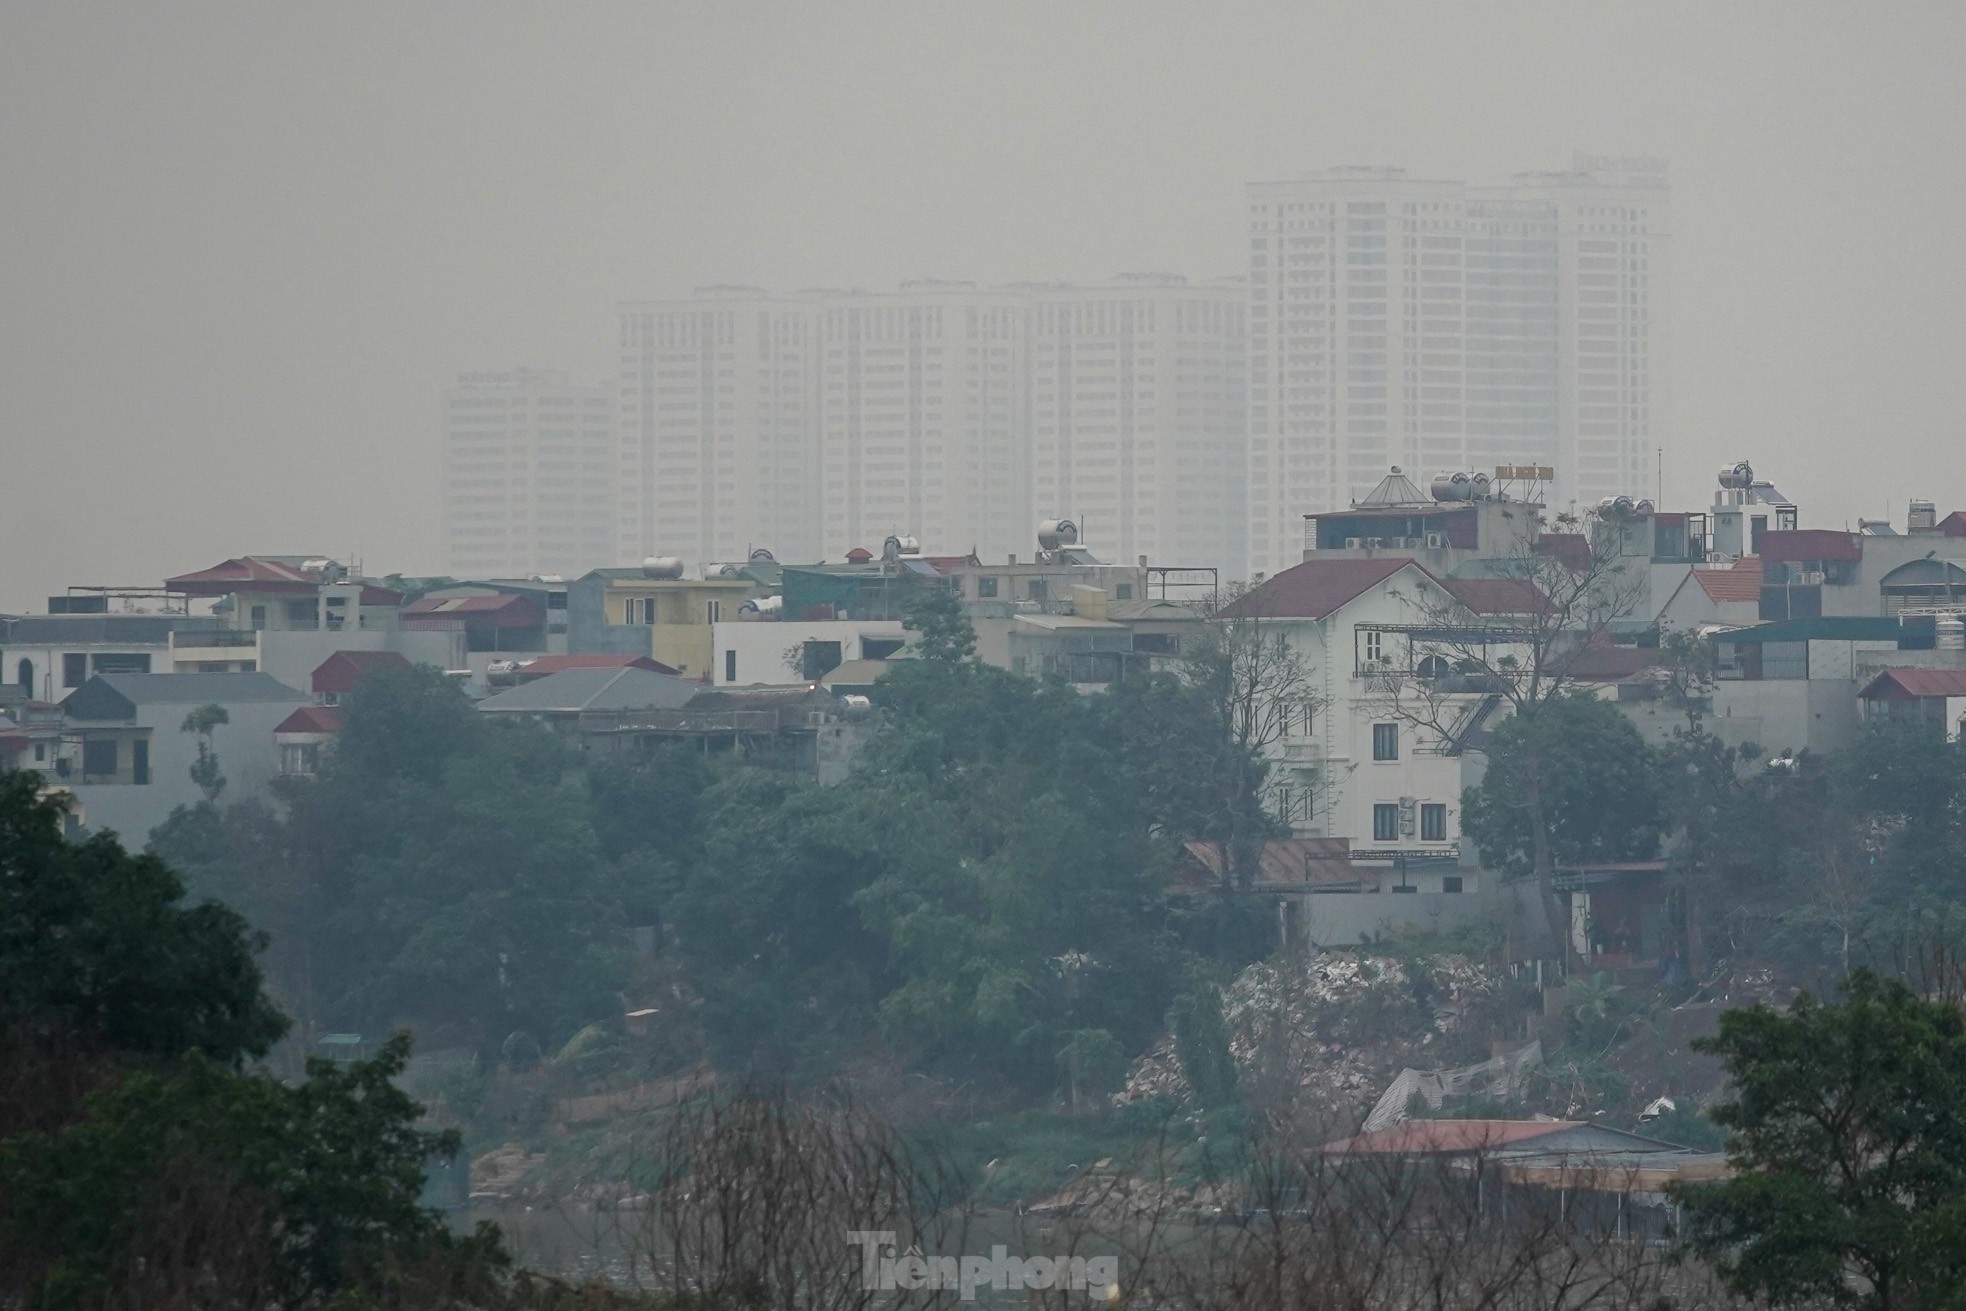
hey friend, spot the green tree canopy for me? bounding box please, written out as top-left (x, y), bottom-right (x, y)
top-left (1677, 970), bottom-right (1966, 1310)
top-left (1460, 693), bottom-right (1663, 882)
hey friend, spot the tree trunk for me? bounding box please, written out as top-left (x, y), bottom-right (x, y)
top-left (1524, 766), bottom-right (1570, 963)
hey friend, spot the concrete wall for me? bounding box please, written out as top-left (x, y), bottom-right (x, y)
top-left (710, 620), bottom-right (907, 687)
top-left (68, 693), bottom-right (309, 844)
top-left (1287, 878), bottom-right (1514, 948)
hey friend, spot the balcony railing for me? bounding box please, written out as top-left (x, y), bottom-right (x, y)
top-left (170, 628), bottom-right (259, 648)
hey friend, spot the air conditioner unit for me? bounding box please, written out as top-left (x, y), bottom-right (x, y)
top-left (1363, 537), bottom-right (1385, 549)
top-left (1800, 570), bottom-right (1826, 585)
top-left (1345, 537), bottom-right (1364, 550)
top-left (1425, 532), bottom-right (1448, 549)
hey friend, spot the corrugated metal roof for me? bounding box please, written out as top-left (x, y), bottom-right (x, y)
top-left (1442, 578), bottom-right (1546, 615)
top-left (475, 666), bottom-right (700, 714)
top-left (1860, 668), bottom-right (1966, 700)
top-left (76, 672), bottom-right (307, 706)
top-left (1323, 1120), bottom-right (1580, 1155)
top-left (517, 654), bottom-right (681, 677)
top-left (1180, 838), bottom-right (1368, 889)
top-left (1757, 529), bottom-right (1862, 563)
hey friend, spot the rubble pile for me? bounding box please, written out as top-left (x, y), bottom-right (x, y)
top-left (1115, 952), bottom-right (1508, 1115)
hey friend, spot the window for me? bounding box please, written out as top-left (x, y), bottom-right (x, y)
top-left (1027, 579), bottom-right (1047, 601)
top-left (1372, 803), bottom-right (1399, 842)
top-left (131, 738), bottom-right (149, 785)
top-left (706, 600), bottom-right (722, 624)
top-left (626, 597), bottom-right (656, 625)
top-left (280, 742), bottom-right (320, 776)
top-left (1115, 584), bottom-right (1133, 600)
top-left (1372, 723), bottom-right (1399, 761)
top-left (250, 605), bottom-right (267, 630)
top-left (92, 653), bottom-right (151, 676)
top-left (1421, 803), bottom-right (1447, 842)
top-left (82, 738), bottom-right (117, 781)
top-left (976, 576), bottom-right (999, 598)
top-left (14, 658), bottom-right (31, 693)
top-left (1441, 875), bottom-right (1464, 894)
top-left (1363, 629), bottom-right (1384, 665)
top-left (1297, 702), bottom-right (1316, 737)
top-left (33, 742), bottom-right (46, 762)
top-left (724, 649), bottom-right (737, 682)
top-left (64, 653), bottom-right (87, 688)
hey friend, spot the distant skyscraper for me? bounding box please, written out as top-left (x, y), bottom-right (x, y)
top-left (615, 279), bottom-right (1247, 572)
top-left (1031, 276), bottom-right (1247, 571)
top-left (815, 282), bottom-right (1029, 564)
top-left (617, 288), bottom-right (821, 567)
top-left (1243, 157), bottom-right (1669, 579)
top-left (441, 369), bottom-right (614, 579)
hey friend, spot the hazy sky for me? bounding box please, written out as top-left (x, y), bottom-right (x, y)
top-left (4, 1), bottom-right (1964, 609)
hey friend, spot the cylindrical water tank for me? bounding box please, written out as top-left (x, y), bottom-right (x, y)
top-left (1718, 462), bottom-right (1754, 490)
top-left (1431, 471), bottom-right (1472, 502)
top-left (1939, 616), bottom-right (1966, 651)
top-left (1037, 518), bottom-right (1080, 551)
top-left (641, 555), bottom-right (686, 579)
top-left (1469, 472), bottom-right (1492, 500)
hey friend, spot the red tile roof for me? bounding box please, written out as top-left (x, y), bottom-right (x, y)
top-left (1940, 511), bottom-right (1966, 538)
top-left (162, 557), bottom-right (404, 605)
top-left (401, 593), bottom-right (543, 628)
top-left (310, 649), bottom-right (412, 695)
top-left (1323, 1120), bottom-right (1580, 1155)
top-left (1860, 669), bottom-right (1966, 701)
top-left (1223, 558), bottom-right (1419, 620)
top-left (1559, 644), bottom-right (1667, 682)
top-left (1442, 577), bottom-right (1548, 615)
top-left (1757, 529), bottom-right (1861, 563)
top-left (166, 556), bottom-right (325, 594)
top-left (274, 705), bottom-right (343, 735)
top-left (1534, 533), bottom-right (1591, 573)
top-left (517, 654), bottom-right (681, 677)
top-left (1691, 556), bottom-right (1765, 603)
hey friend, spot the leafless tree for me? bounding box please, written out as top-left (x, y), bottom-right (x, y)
top-left (1361, 509), bottom-right (1653, 958)
top-left (611, 1088), bottom-right (975, 1311)
top-left (1183, 581), bottom-right (1325, 888)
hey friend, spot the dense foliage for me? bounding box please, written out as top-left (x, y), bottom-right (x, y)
top-left (1677, 971), bottom-right (1966, 1310)
top-left (0, 772), bottom-right (488, 1308)
top-left (151, 592), bottom-right (1281, 1098)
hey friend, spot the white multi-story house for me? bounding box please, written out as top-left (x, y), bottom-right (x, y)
top-left (1223, 556), bottom-right (1545, 894)
top-left (1243, 156), bottom-right (1669, 579)
top-left (442, 369), bottom-right (616, 580)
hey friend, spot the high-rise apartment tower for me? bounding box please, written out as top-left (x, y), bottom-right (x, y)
top-left (1244, 156), bottom-right (1669, 578)
top-left (441, 368), bottom-right (615, 579)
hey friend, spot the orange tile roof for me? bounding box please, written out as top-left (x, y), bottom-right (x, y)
top-left (1691, 556), bottom-right (1765, 603)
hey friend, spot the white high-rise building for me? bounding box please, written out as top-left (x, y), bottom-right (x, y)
top-left (1243, 157), bottom-right (1669, 579)
top-left (816, 282), bottom-right (1028, 564)
top-left (617, 288), bottom-right (821, 566)
top-left (441, 369), bottom-right (615, 579)
top-left (1030, 276), bottom-right (1247, 571)
top-left (615, 279), bottom-right (1248, 573)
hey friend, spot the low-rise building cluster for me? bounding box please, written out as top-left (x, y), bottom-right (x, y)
top-left (8, 458), bottom-right (1964, 959)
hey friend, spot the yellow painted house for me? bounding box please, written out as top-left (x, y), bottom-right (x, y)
top-left (569, 567), bottom-right (770, 681)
